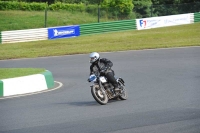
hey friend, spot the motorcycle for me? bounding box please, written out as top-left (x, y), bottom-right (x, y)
top-left (88, 73), bottom-right (127, 105)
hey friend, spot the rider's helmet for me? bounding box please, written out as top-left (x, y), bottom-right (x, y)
top-left (89, 52), bottom-right (100, 63)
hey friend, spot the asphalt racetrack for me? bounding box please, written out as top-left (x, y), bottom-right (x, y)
top-left (0, 47), bottom-right (200, 133)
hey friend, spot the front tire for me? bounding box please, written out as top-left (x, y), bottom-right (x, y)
top-left (91, 85), bottom-right (108, 105)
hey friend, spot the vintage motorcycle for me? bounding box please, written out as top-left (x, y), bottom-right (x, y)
top-left (88, 73), bottom-right (127, 105)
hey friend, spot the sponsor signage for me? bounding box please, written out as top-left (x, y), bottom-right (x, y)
top-left (137, 14), bottom-right (191, 30)
top-left (139, 19), bottom-right (161, 29)
top-left (48, 25), bottom-right (80, 39)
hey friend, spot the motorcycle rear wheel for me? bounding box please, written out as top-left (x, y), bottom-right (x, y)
top-left (118, 84), bottom-right (128, 100)
top-left (91, 85), bottom-right (108, 105)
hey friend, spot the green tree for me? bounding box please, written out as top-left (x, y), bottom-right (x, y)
top-left (101, 0), bottom-right (134, 19)
top-left (132, 0), bottom-right (152, 18)
top-left (180, 0), bottom-right (199, 2)
top-left (151, 0), bottom-right (199, 4)
top-left (151, 0), bottom-right (200, 16)
top-left (151, 0), bottom-right (180, 5)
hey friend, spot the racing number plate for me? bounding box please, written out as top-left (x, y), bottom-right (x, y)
top-left (100, 77), bottom-right (107, 83)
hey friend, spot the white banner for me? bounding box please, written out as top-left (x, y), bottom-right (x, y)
top-left (136, 13), bottom-right (191, 30)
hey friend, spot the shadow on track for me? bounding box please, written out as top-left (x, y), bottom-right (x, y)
top-left (66, 101), bottom-right (99, 106)
top-left (68, 98), bottom-right (124, 106)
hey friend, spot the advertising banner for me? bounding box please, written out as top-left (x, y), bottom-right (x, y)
top-left (48, 25), bottom-right (80, 39)
top-left (136, 13), bottom-right (191, 30)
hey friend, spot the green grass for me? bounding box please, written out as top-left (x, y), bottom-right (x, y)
top-left (0, 68), bottom-right (46, 79)
top-left (0, 10), bottom-right (114, 31)
top-left (0, 23), bottom-right (200, 60)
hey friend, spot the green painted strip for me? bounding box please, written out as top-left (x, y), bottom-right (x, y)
top-left (0, 31), bottom-right (2, 44)
top-left (42, 70), bottom-right (54, 89)
top-left (194, 12), bottom-right (200, 23)
top-left (0, 80), bottom-right (3, 97)
top-left (80, 19), bottom-right (136, 35)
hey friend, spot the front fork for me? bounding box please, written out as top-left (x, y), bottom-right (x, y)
top-left (97, 78), bottom-right (106, 95)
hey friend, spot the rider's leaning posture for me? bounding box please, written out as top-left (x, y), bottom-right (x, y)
top-left (89, 52), bottom-right (120, 93)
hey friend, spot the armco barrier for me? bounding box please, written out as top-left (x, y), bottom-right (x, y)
top-left (1, 28), bottom-right (48, 44)
top-left (194, 12), bottom-right (200, 22)
top-left (0, 31), bottom-right (2, 44)
top-left (0, 70), bottom-right (54, 97)
top-left (190, 13), bottom-right (194, 23)
top-left (80, 19), bottom-right (136, 35)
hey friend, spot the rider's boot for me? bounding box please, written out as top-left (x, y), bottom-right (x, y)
top-left (110, 89), bottom-right (116, 97)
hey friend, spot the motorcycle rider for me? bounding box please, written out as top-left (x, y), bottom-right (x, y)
top-left (88, 52), bottom-right (120, 94)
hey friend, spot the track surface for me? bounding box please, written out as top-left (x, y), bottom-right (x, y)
top-left (0, 47), bottom-right (200, 133)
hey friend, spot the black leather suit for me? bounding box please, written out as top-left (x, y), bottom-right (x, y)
top-left (90, 58), bottom-right (118, 88)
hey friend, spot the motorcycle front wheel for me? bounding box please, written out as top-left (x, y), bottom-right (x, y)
top-left (91, 85), bottom-right (108, 105)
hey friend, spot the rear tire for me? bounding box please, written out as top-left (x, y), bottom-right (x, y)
top-left (91, 85), bottom-right (108, 105)
top-left (118, 84), bottom-right (127, 100)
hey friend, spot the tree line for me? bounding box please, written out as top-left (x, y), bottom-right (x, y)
top-left (24, 0), bottom-right (199, 5)
top-left (1, 0), bottom-right (199, 19)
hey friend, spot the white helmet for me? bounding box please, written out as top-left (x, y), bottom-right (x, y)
top-left (89, 52), bottom-right (100, 63)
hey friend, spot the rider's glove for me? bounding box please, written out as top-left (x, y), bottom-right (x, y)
top-left (87, 78), bottom-right (91, 82)
top-left (100, 67), bottom-right (107, 75)
top-left (107, 66), bottom-right (111, 70)
top-left (101, 66), bottom-right (110, 73)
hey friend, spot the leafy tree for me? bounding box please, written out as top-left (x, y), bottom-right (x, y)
top-left (101, 0), bottom-right (134, 19)
top-left (151, 0), bottom-right (180, 5)
top-left (53, 0), bottom-right (100, 4)
top-left (181, 0), bottom-right (200, 2)
top-left (151, 0), bottom-right (199, 4)
top-left (132, 0), bottom-right (152, 18)
top-left (151, 0), bottom-right (200, 16)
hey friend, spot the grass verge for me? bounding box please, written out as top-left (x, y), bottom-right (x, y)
top-left (0, 10), bottom-right (113, 31)
top-left (0, 23), bottom-right (200, 60)
top-left (0, 68), bottom-right (46, 79)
